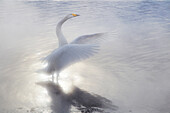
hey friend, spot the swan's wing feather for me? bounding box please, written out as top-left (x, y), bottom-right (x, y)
top-left (56, 44), bottom-right (99, 70)
top-left (71, 33), bottom-right (105, 44)
top-left (45, 44), bottom-right (99, 71)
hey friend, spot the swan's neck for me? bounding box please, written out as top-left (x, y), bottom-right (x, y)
top-left (56, 17), bottom-right (68, 47)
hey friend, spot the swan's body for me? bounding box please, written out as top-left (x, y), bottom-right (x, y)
top-left (42, 14), bottom-right (104, 83)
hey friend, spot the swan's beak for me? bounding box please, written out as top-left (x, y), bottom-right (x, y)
top-left (72, 13), bottom-right (80, 17)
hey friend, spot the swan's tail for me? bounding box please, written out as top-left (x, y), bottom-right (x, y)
top-left (36, 66), bottom-right (54, 75)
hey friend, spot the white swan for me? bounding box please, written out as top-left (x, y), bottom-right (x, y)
top-left (42, 14), bottom-right (104, 83)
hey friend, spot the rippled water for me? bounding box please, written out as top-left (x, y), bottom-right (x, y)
top-left (0, 1), bottom-right (170, 113)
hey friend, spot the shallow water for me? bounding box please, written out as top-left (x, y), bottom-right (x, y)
top-left (0, 1), bottom-right (170, 113)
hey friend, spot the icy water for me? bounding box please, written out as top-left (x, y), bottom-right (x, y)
top-left (0, 0), bottom-right (170, 113)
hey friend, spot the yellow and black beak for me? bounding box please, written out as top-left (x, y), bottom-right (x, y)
top-left (72, 13), bottom-right (80, 17)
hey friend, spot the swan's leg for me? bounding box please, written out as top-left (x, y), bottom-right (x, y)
top-left (56, 73), bottom-right (59, 84)
top-left (52, 74), bottom-right (54, 82)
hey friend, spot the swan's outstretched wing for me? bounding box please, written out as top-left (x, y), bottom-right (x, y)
top-left (44, 44), bottom-right (99, 72)
top-left (71, 33), bottom-right (105, 44)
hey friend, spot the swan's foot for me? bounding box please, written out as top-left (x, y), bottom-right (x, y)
top-left (52, 74), bottom-right (54, 82)
top-left (56, 73), bottom-right (59, 84)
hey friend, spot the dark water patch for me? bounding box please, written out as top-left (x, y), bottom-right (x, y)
top-left (37, 81), bottom-right (118, 113)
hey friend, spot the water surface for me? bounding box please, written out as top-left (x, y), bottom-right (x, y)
top-left (0, 1), bottom-right (170, 113)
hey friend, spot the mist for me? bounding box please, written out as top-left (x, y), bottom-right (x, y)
top-left (0, 0), bottom-right (170, 113)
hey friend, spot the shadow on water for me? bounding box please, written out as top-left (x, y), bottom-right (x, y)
top-left (37, 81), bottom-right (118, 113)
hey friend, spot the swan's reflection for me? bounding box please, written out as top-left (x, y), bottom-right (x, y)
top-left (37, 81), bottom-right (118, 113)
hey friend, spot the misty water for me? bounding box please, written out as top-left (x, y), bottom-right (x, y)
top-left (0, 1), bottom-right (170, 113)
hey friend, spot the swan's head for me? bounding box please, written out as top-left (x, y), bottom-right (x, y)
top-left (65, 13), bottom-right (80, 19)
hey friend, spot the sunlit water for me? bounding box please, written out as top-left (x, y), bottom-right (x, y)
top-left (0, 1), bottom-right (170, 113)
